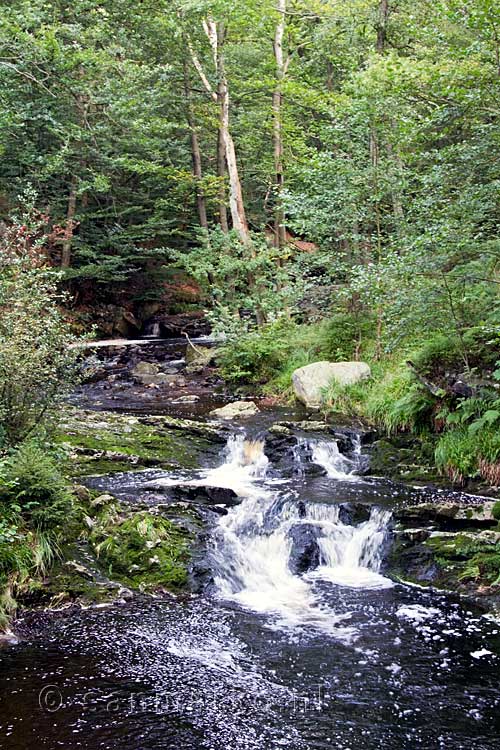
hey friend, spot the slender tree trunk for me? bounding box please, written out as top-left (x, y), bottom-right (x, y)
top-left (191, 19), bottom-right (265, 324)
top-left (182, 56), bottom-right (208, 230)
top-left (216, 30), bottom-right (229, 234)
top-left (272, 0), bottom-right (287, 252)
top-left (326, 60), bottom-right (334, 92)
top-left (190, 20), bottom-right (249, 243)
top-left (61, 174), bottom-right (77, 268)
top-left (376, 0), bottom-right (389, 53)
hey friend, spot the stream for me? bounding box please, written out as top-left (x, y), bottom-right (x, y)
top-left (1, 342), bottom-right (500, 749)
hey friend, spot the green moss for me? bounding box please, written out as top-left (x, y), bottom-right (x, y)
top-left (90, 509), bottom-right (191, 591)
top-left (492, 501), bottom-right (500, 521)
top-left (425, 533), bottom-right (500, 587)
top-left (56, 410), bottom-right (216, 476)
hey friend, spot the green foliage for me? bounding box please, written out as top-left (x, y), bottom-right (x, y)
top-left (90, 509), bottom-right (190, 590)
top-left (322, 312), bottom-right (376, 362)
top-left (410, 335), bottom-right (462, 376)
top-left (0, 441), bottom-right (74, 530)
top-left (218, 319), bottom-right (321, 385)
top-left (365, 367), bottom-right (435, 435)
top-left (176, 229), bottom-right (308, 329)
top-left (435, 430), bottom-right (479, 484)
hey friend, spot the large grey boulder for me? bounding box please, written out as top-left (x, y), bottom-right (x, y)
top-left (292, 361), bottom-right (371, 409)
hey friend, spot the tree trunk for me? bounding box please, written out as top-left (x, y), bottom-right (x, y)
top-left (272, 0), bottom-right (287, 251)
top-left (182, 56), bottom-right (208, 230)
top-left (376, 0), bottom-right (389, 53)
top-left (191, 20), bottom-right (250, 243)
top-left (212, 22), bottom-right (250, 244)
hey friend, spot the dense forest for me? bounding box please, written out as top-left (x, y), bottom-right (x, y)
top-left (1, 0), bottom-right (499, 479)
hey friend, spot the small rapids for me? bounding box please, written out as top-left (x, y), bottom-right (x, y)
top-left (3, 426), bottom-right (500, 750)
top-left (209, 434), bottom-right (392, 636)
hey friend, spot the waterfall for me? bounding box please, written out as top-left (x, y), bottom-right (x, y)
top-left (310, 439), bottom-right (359, 480)
top-left (209, 433), bottom-right (393, 636)
top-left (306, 505), bottom-right (393, 589)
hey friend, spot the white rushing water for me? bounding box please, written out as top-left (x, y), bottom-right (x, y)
top-left (209, 434), bottom-right (393, 636)
top-left (310, 438), bottom-right (360, 480)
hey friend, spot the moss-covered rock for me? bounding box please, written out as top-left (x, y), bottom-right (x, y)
top-left (387, 522), bottom-right (500, 611)
top-left (89, 505), bottom-right (192, 591)
top-left (368, 436), bottom-right (440, 483)
top-left (56, 408), bottom-right (224, 476)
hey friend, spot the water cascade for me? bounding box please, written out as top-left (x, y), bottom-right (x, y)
top-left (209, 433), bottom-right (393, 635)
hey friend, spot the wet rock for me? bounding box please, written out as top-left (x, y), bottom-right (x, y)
top-left (172, 375), bottom-right (187, 387)
top-left (91, 493), bottom-right (115, 509)
top-left (264, 432), bottom-right (298, 466)
top-left (386, 538), bottom-right (441, 583)
top-left (292, 361), bottom-right (371, 409)
top-left (132, 361), bottom-right (174, 386)
top-left (397, 528), bottom-right (431, 544)
top-left (210, 401), bottom-right (259, 419)
top-left (73, 484), bottom-right (92, 502)
top-left (268, 424), bottom-right (293, 437)
top-left (64, 560), bottom-right (95, 580)
top-left (116, 586), bottom-right (134, 602)
top-left (171, 394), bottom-right (200, 404)
top-left (296, 420), bottom-right (330, 432)
top-left (141, 373), bottom-right (172, 386)
top-left (338, 502), bottom-right (372, 525)
top-left (396, 501), bottom-right (499, 529)
top-left (165, 483), bottom-right (240, 507)
top-left (288, 523), bottom-right (321, 574)
top-left (185, 343), bottom-right (217, 373)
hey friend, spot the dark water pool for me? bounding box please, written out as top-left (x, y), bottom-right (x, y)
top-left (1, 584), bottom-right (500, 750)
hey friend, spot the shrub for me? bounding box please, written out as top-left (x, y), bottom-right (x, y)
top-left (322, 311), bottom-right (376, 361)
top-left (365, 367), bottom-right (435, 435)
top-left (0, 442), bottom-right (74, 530)
top-left (0, 226), bottom-right (79, 446)
top-left (410, 334), bottom-right (462, 376)
top-left (435, 429), bottom-right (478, 484)
top-left (218, 319), bottom-right (325, 385)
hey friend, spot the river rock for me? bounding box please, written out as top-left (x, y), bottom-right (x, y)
top-left (171, 394), bottom-right (200, 404)
top-left (292, 361), bottom-right (371, 409)
top-left (210, 401), bottom-right (259, 419)
top-left (132, 361), bottom-right (171, 385)
top-left (288, 524), bottom-right (321, 574)
top-left (91, 493), bottom-right (115, 509)
top-left (73, 484), bottom-right (91, 502)
top-left (64, 560), bottom-right (95, 580)
top-left (185, 343), bottom-right (216, 373)
top-left (338, 502), bottom-right (372, 526)
top-left (397, 501), bottom-right (498, 528)
top-left (156, 483), bottom-right (240, 507)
